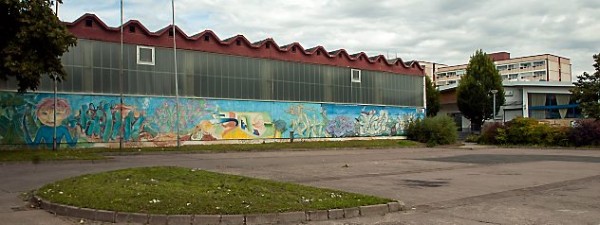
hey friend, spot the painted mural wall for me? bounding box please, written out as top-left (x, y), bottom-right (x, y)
top-left (0, 92), bottom-right (421, 149)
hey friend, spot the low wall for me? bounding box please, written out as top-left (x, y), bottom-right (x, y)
top-left (0, 92), bottom-right (421, 149)
top-left (538, 119), bottom-right (579, 127)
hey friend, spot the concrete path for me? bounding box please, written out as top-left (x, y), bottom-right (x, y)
top-left (1, 146), bottom-right (600, 224)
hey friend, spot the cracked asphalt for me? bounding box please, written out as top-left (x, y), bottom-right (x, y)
top-left (1, 145), bottom-right (600, 225)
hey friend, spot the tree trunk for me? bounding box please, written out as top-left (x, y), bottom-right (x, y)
top-left (471, 121), bottom-right (482, 134)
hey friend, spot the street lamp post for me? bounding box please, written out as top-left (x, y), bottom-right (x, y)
top-left (53, 74), bottom-right (57, 151)
top-left (52, 0), bottom-right (60, 151)
top-left (172, 0), bottom-right (181, 148)
top-left (491, 89), bottom-right (498, 122)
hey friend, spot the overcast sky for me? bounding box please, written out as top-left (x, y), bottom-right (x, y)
top-left (57, 0), bottom-right (600, 76)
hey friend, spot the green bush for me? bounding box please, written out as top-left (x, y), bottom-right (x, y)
top-left (550, 126), bottom-right (570, 146)
top-left (464, 134), bottom-right (480, 143)
top-left (568, 119), bottom-right (600, 146)
top-left (504, 117), bottom-right (539, 145)
top-left (479, 117), bottom-right (570, 146)
top-left (479, 122), bottom-right (505, 144)
top-left (405, 115), bottom-right (458, 146)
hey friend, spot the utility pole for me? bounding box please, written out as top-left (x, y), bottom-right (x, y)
top-left (119, 0), bottom-right (124, 150)
top-left (172, 0), bottom-right (181, 148)
top-left (491, 89), bottom-right (498, 122)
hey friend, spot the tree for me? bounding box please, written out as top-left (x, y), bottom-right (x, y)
top-left (425, 76), bottom-right (440, 117)
top-left (0, 0), bottom-right (77, 92)
top-left (457, 49), bottom-right (505, 131)
top-left (571, 52), bottom-right (600, 120)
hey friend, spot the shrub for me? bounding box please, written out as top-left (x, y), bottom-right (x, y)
top-left (479, 122), bottom-right (505, 144)
top-left (504, 117), bottom-right (539, 145)
top-left (405, 115), bottom-right (458, 146)
top-left (479, 117), bottom-right (570, 146)
top-left (464, 134), bottom-right (480, 143)
top-left (551, 126), bottom-right (570, 146)
top-left (569, 119), bottom-right (600, 146)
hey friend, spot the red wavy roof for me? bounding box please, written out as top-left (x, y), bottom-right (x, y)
top-left (65, 14), bottom-right (424, 76)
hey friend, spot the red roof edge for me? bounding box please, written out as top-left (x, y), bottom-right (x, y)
top-left (65, 14), bottom-right (424, 76)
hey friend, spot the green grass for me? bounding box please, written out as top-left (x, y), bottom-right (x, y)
top-left (1, 140), bottom-right (420, 162)
top-left (36, 167), bottom-right (392, 215)
top-left (106, 139), bottom-right (420, 154)
top-left (0, 149), bottom-right (105, 162)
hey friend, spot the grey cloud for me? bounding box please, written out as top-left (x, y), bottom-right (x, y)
top-left (59, 0), bottom-right (600, 76)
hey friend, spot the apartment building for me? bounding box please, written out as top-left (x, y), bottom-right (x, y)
top-left (432, 52), bottom-right (572, 87)
top-left (417, 61), bottom-right (447, 82)
top-left (427, 52), bottom-right (577, 131)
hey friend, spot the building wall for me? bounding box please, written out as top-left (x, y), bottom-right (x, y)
top-left (438, 103), bottom-right (471, 131)
top-left (0, 14), bottom-right (428, 148)
top-left (498, 84), bottom-right (578, 122)
top-left (434, 65), bottom-right (466, 86)
top-left (68, 14), bottom-right (425, 77)
top-left (2, 39), bottom-right (423, 108)
top-left (437, 82), bottom-right (579, 129)
top-left (0, 92), bottom-right (421, 148)
top-left (433, 54), bottom-right (572, 86)
top-left (501, 86), bottom-right (525, 121)
top-left (417, 61), bottom-right (447, 83)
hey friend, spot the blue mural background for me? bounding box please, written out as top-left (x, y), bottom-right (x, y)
top-left (0, 92), bottom-right (422, 148)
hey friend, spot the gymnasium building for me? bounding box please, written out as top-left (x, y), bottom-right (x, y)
top-left (0, 14), bottom-right (426, 148)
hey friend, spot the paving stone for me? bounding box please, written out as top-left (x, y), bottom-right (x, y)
top-left (193, 215), bottom-right (220, 225)
top-left (39, 200), bottom-right (56, 214)
top-left (359, 204), bottom-right (388, 216)
top-left (328, 209), bottom-right (344, 220)
top-left (54, 204), bottom-right (77, 217)
top-left (387, 202), bottom-right (401, 212)
top-left (219, 215), bottom-right (244, 225)
top-left (29, 196), bottom-right (41, 208)
top-left (245, 213), bottom-right (278, 225)
top-left (95, 210), bottom-right (116, 222)
top-left (306, 210), bottom-right (328, 221)
top-left (277, 211), bottom-right (306, 224)
top-left (168, 214), bottom-right (192, 225)
top-left (115, 212), bottom-right (147, 224)
top-left (72, 207), bottom-right (96, 220)
top-left (396, 200), bottom-right (408, 211)
top-left (148, 214), bottom-right (169, 225)
top-left (343, 207), bottom-right (360, 218)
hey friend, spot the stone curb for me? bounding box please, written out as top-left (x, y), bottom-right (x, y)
top-left (32, 195), bottom-right (404, 225)
top-left (359, 204), bottom-right (389, 216)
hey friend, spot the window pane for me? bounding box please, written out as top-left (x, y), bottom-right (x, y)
top-left (139, 48), bottom-right (153, 63)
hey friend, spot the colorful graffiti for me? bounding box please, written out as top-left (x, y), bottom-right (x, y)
top-left (0, 92), bottom-right (421, 149)
top-left (323, 104), bottom-right (417, 137)
top-left (287, 104), bottom-right (327, 138)
top-left (189, 111), bottom-right (275, 140)
top-left (23, 98), bottom-right (76, 148)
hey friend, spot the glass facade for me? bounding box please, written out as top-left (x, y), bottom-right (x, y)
top-left (3, 39), bottom-right (424, 107)
top-left (528, 93), bottom-right (581, 119)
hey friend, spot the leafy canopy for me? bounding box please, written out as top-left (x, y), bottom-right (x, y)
top-left (0, 0), bottom-right (77, 92)
top-left (456, 49), bottom-right (505, 130)
top-left (571, 53), bottom-right (600, 120)
top-left (425, 76), bottom-right (440, 117)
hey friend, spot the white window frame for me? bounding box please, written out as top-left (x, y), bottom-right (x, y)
top-left (533, 70), bottom-right (546, 76)
top-left (533, 61), bottom-right (545, 67)
top-left (137, 45), bottom-right (155, 65)
top-left (351, 69), bottom-right (361, 83)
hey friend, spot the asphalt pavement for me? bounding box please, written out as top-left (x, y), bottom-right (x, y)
top-left (1, 145), bottom-right (600, 225)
